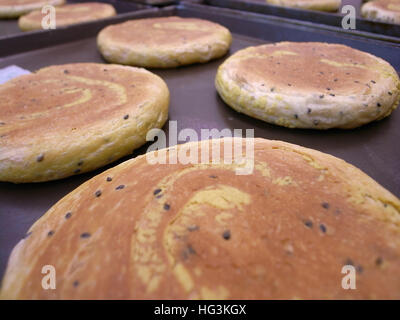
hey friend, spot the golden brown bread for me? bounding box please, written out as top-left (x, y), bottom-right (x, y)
top-left (266, 0), bottom-right (341, 11)
top-left (1, 138), bottom-right (400, 299)
top-left (361, 0), bottom-right (400, 24)
top-left (18, 2), bottom-right (116, 31)
top-left (0, 0), bottom-right (65, 18)
top-left (215, 42), bottom-right (400, 129)
top-left (97, 16), bottom-right (232, 68)
top-left (0, 63), bottom-right (169, 183)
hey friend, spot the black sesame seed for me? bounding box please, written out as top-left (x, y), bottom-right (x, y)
top-left (116, 185), bottom-right (125, 190)
top-left (377, 103), bottom-right (381, 107)
top-left (0, 122), bottom-right (5, 126)
top-left (388, 92), bottom-right (392, 96)
top-left (77, 160), bottom-right (84, 166)
top-left (270, 87), bottom-right (275, 92)
top-left (106, 177), bottom-right (112, 182)
top-left (123, 114), bottom-right (129, 120)
top-left (345, 258), bottom-right (354, 266)
top-left (65, 212), bottom-right (72, 219)
top-left (74, 169), bottom-right (81, 174)
top-left (319, 224), bottom-right (327, 233)
top-left (294, 114), bottom-right (298, 119)
top-left (164, 203), bottom-right (170, 211)
top-left (209, 175), bottom-right (217, 179)
top-left (64, 70), bottom-right (69, 74)
top-left (329, 94), bottom-right (335, 97)
top-left (313, 119), bottom-right (319, 126)
top-left (47, 230), bottom-right (54, 237)
top-left (304, 220), bottom-right (313, 228)
top-left (222, 230), bottom-right (231, 240)
top-left (188, 225), bottom-right (199, 232)
top-left (182, 244), bottom-right (196, 260)
top-left (322, 202), bottom-right (330, 209)
top-left (334, 78), bottom-right (338, 82)
top-left (319, 95), bottom-right (324, 99)
top-left (326, 88), bottom-right (331, 91)
top-left (356, 265), bottom-right (364, 273)
top-left (375, 257), bottom-right (383, 266)
top-left (371, 80), bottom-right (376, 84)
top-left (187, 245), bottom-right (196, 255)
top-left (80, 232), bottom-right (91, 239)
top-left (73, 280), bottom-right (79, 287)
top-left (36, 154), bottom-right (44, 162)
top-left (95, 190), bottom-right (102, 197)
top-left (307, 108), bottom-right (312, 114)
top-left (288, 83), bottom-right (292, 86)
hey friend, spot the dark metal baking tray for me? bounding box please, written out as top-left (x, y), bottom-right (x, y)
top-left (0, 2), bottom-right (399, 282)
top-left (205, 0), bottom-right (400, 40)
top-left (0, 0), bottom-right (148, 39)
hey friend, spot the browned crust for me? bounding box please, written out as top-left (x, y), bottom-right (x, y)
top-left (0, 0), bottom-right (65, 18)
top-left (0, 63), bottom-right (169, 182)
top-left (361, 0), bottom-right (400, 24)
top-left (100, 16), bottom-right (228, 47)
top-left (372, 0), bottom-right (400, 11)
top-left (97, 16), bottom-right (232, 68)
top-left (215, 42), bottom-right (400, 129)
top-left (226, 42), bottom-right (394, 95)
top-left (1, 138), bottom-right (399, 299)
top-left (18, 2), bottom-right (116, 31)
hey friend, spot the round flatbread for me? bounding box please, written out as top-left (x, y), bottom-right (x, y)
top-left (97, 16), bottom-right (232, 68)
top-left (18, 2), bottom-right (116, 31)
top-left (361, 0), bottom-right (400, 24)
top-left (215, 42), bottom-right (400, 129)
top-left (0, 0), bottom-right (65, 19)
top-left (266, 0), bottom-right (341, 11)
top-left (1, 138), bottom-right (399, 299)
top-left (0, 63), bottom-right (169, 183)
